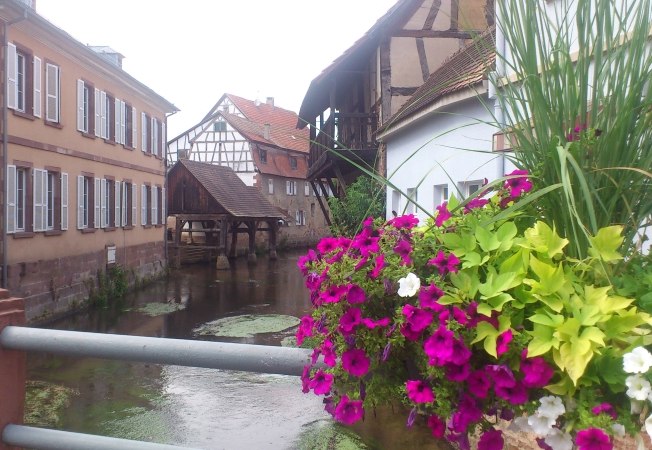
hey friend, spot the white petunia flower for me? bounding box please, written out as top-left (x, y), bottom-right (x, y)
top-left (527, 413), bottom-right (555, 436)
top-left (626, 374), bottom-right (652, 401)
top-left (646, 414), bottom-right (652, 440)
top-left (631, 399), bottom-right (644, 414)
top-left (397, 272), bottom-right (420, 297)
top-left (537, 396), bottom-right (565, 420)
top-left (508, 416), bottom-right (532, 432)
top-left (544, 428), bottom-right (573, 450)
top-left (612, 423), bottom-right (626, 438)
top-left (623, 347), bottom-right (652, 374)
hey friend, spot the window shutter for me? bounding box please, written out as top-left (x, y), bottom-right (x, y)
top-left (121, 182), bottom-right (127, 226)
top-left (141, 185), bottom-right (147, 225)
top-left (77, 175), bottom-right (84, 229)
top-left (61, 173), bottom-right (68, 230)
top-left (115, 181), bottom-right (121, 227)
top-left (131, 183), bottom-right (137, 227)
top-left (268, 179), bottom-right (274, 194)
top-left (151, 187), bottom-right (158, 225)
top-left (94, 89), bottom-right (101, 137)
top-left (161, 187), bottom-right (166, 225)
top-left (286, 180), bottom-right (290, 195)
top-left (132, 107), bottom-right (138, 150)
top-left (33, 56), bottom-right (42, 117)
top-left (100, 91), bottom-right (107, 138)
top-left (161, 122), bottom-right (166, 159)
top-left (76, 80), bottom-right (85, 132)
top-left (45, 63), bottom-right (59, 122)
top-left (151, 117), bottom-right (157, 156)
top-left (295, 211), bottom-right (300, 225)
top-left (7, 43), bottom-right (17, 110)
top-left (94, 178), bottom-right (101, 229)
top-left (114, 98), bottom-right (120, 142)
top-left (304, 182), bottom-right (310, 196)
top-left (7, 165), bottom-right (16, 233)
top-left (120, 100), bottom-right (126, 145)
top-left (33, 169), bottom-right (46, 232)
top-left (100, 179), bottom-right (107, 228)
top-left (141, 113), bottom-right (147, 152)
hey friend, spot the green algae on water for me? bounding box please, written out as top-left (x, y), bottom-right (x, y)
top-left (293, 419), bottom-right (369, 450)
top-left (281, 336), bottom-right (297, 347)
top-left (193, 314), bottom-right (300, 338)
top-left (24, 380), bottom-right (79, 428)
top-left (136, 302), bottom-right (186, 316)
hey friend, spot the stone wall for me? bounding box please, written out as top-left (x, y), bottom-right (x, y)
top-left (7, 241), bottom-right (165, 322)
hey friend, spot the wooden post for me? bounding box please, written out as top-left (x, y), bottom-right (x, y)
top-left (174, 216), bottom-right (182, 268)
top-left (268, 220), bottom-right (278, 260)
top-left (216, 219), bottom-right (230, 270)
top-left (229, 222), bottom-right (239, 259)
top-left (0, 290), bottom-right (26, 450)
top-left (247, 221), bottom-right (257, 264)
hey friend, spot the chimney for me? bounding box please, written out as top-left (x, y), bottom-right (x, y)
top-left (263, 124), bottom-right (271, 140)
top-left (266, 97), bottom-right (274, 107)
top-left (254, 98), bottom-right (261, 107)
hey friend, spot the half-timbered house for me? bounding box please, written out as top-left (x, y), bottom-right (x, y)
top-left (168, 94), bottom-right (330, 249)
top-left (297, 0), bottom-right (494, 219)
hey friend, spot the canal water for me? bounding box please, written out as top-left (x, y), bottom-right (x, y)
top-left (27, 250), bottom-right (445, 450)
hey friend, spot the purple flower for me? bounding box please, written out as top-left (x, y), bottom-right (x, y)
top-left (351, 229), bottom-right (380, 256)
top-left (406, 380), bottom-right (435, 403)
top-left (536, 438), bottom-right (553, 450)
top-left (339, 307), bottom-right (362, 335)
top-left (388, 214), bottom-right (419, 230)
top-left (297, 250), bottom-right (317, 275)
top-left (448, 338), bottom-right (471, 366)
top-left (449, 395), bottom-right (482, 434)
top-left (353, 256), bottom-right (369, 271)
top-left (427, 415), bottom-right (446, 438)
top-left (309, 369), bottom-right (333, 395)
top-left (381, 342), bottom-right (392, 361)
top-left (504, 169), bottom-right (533, 198)
top-left (305, 269), bottom-right (328, 292)
top-left (402, 304), bottom-right (433, 333)
top-left (496, 329), bottom-right (513, 357)
top-left (334, 395), bottom-right (364, 425)
top-left (445, 362), bottom-right (471, 382)
top-left (428, 251), bottom-right (460, 275)
top-left (464, 198), bottom-right (489, 213)
top-left (575, 428), bottom-right (613, 450)
top-left (295, 315), bottom-right (314, 345)
top-left (418, 284), bottom-right (445, 311)
top-left (520, 356), bottom-right (555, 388)
top-left (406, 407), bottom-right (417, 428)
top-left (478, 429), bottom-right (504, 450)
top-left (319, 285), bottom-right (346, 304)
top-left (467, 369), bottom-right (492, 399)
top-left (394, 239), bottom-right (413, 265)
top-left (452, 306), bottom-right (469, 326)
top-left (301, 365), bottom-right (311, 393)
top-left (494, 380), bottom-right (528, 405)
top-left (423, 326), bottom-right (455, 366)
top-left (435, 202), bottom-right (452, 227)
top-left (321, 339), bottom-right (337, 367)
top-left (341, 348), bottom-right (371, 377)
top-left (346, 284), bottom-right (366, 304)
top-left (317, 237), bottom-right (340, 255)
top-left (487, 364), bottom-right (516, 388)
top-left (447, 432), bottom-right (471, 450)
top-left (592, 403), bottom-right (617, 419)
top-left (361, 317), bottom-right (390, 329)
top-left (369, 253), bottom-right (385, 279)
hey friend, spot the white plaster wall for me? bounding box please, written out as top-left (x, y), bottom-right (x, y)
top-left (384, 96), bottom-right (516, 223)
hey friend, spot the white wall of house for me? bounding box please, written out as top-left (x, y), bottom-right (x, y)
top-left (384, 95), bottom-right (516, 223)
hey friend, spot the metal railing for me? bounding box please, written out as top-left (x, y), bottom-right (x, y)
top-left (0, 325), bottom-right (314, 450)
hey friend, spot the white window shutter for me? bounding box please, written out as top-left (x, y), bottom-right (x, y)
top-left (151, 117), bottom-right (157, 156)
top-left (33, 169), bottom-right (45, 232)
top-left (161, 187), bottom-right (166, 225)
top-left (77, 175), bottom-right (84, 229)
top-left (45, 63), bottom-right (59, 122)
top-left (121, 182), bottom-right (127, 226)
top-left (114, 98), bottom-right (120, 142)
top-left (286, 180), bottom-right (290, 195)
top-left (131, 183), bottom-right (137, 227)
top-left (120, 100), bottom-right (126, 145)
top-left (94, 88), bottom-right (101, 137)
top-left (161, 122), bottom-right (166, 159)
top-left (7, 43), bottom-right (17, 110)
top-left (141, 113), bottom-right (147, 152)
top-left (151, 187), bottom-right (158, 225)
top-left (100, 91), bottom-right (107, 139)
top-left (7, 165), bottom-right (16, 233)
top-left (61, 172), bottom-right (68, 230)
top-left (132, 107), bottom-right (138, 150)
top-left (76, 80), bottom-right (85, 132)
top-left (94, 178), bottom-right (101, 229)
top-left (115, 181), bottom-right (121, 227)
top-left (141, 185), bottom-right (147, 225)
top-left (100, 179), bottom-right (107, 228)
top-left (268, 179), bottom-right (274, 194)
top-left (33, 56), bottom-right (42, 118)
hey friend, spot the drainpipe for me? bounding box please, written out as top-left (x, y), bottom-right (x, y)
top-left (2, 12), bottom-right (27, 289)
top-left (494, 6), bottom-right (507, 178)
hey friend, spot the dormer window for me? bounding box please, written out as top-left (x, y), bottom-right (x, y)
top-left (259, 149), bottom-right (267, 164)
top-left (290, 157), bottom-right (297, 170)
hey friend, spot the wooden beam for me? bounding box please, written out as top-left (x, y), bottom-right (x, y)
top-left (416, 38), bottom-right (430, 82)
top-left (450, 0), bottom-right (459, 30)
top-left (326, 178), bottom-right (339, 199)
top-left (333, 166), bottom-right (348, 193)
top-left (423, 0), bottom-right (442, 30)
top-left (390, 87), bottom-right (419, 96)
top-left (392, 30), bottom-right (474, 39)
top-left (313, 180), bottom-right (333, 227)
top-left (379, 38), bottom-right (392, 124)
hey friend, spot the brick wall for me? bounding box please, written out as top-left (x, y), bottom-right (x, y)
top-left (6, 241), bottom-right (165, 322)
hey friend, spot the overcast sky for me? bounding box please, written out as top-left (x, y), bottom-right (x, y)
top-left (36, 0), bottom-right (398, 138)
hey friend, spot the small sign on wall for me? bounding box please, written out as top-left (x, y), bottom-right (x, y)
top-left (106, 245), bottom-right (116, 265)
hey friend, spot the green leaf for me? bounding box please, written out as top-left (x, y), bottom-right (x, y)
top-left (476, 226), bottom-right (500, 252)
top-left (522, 221), bottom-right (569, 259)
top-left (462, 252), bottom-right (482, 269)
top-left (449, 271), bottom-right (479, 297)
top-left (528, 312), bottom-right (564, 327)
top-left (496, 222), bottom-right (518, 252)
top-left (499, 249), bottom-right (528, 275)
top-left (487, 293), bottom-right (514, 312)
top-left (479, 269), bottom-right (518, 298)
top-left (580, 326), bottom-right (606, 346)
top-left (545, 376), bottom-right (575, 396)
top-left (588, 226), bottom-right (624, 262)
top-left (438, 294), bottom-right (462, 306)
top-left (559, 340), bottom-right (594, 385)
top-left (527, 256), bottom-right (566, 296)
top-left (527, 324), bottom-right (557, 356)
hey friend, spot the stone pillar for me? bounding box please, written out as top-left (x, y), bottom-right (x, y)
top-left (0, 290), bottom-right (25, 450)
top-left (247, 221), bottom-right (257, 264)
top-left (216, 219), bottom-right (230, 270)
top-left (268, 220), bottom-right (278, 260)
top-left (229, 222), bottom-right (238, 259)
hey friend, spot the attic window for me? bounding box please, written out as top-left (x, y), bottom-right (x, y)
top-left (213, 121), bottom-right (226, 132)
top-left (259, 149), bottom-right (267, 164)
top-left (290, 157), bottom-right (297, 170)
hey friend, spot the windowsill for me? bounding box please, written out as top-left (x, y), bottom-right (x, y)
top-left (44, 230), bottom-right (63, 236)
top-left (123, 145), bottom-right (134, 151)
top-left (154, 224), bottom-right (163, 228)
top-left (12, 110), bottom-right (35, 120)
top-left (103, 139), bottom-right (116, 145)
top-left (44, 120), bottom-right (63, 129)
top-left (80, 131), bottom-right (96, 139)
top-left (122, 226), bottom-right (134, 230)
top-left (12, 232), bottom-right (34, 239)
top-left (81, 228), bottom-right (96, 234)
top-left (143, 224), bottom-right (153, 229)
top-left (103, 227), bottom-right (116, 232)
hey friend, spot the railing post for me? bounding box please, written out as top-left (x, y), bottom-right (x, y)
top-left (0, 291), bottom-right (26, 450)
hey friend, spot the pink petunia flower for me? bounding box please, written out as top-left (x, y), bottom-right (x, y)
top-left (388, 214), bottom-right (419, 230)
top-left (339, 307), bottom-right (362, 335)
top-left (592, 403), bottom-right (618, 420)
top-left (334, 395), bottom-right (364, 425)
top-left (448, 338), bottom-right (472, 366)
top-left (427, 415), bottom-right (446, 438)
top-left (406, 380), bottom-right (435, 403)
top-left (520, 356), bottom-right (555, 388)
top-left (446, 362), bottom-right (471, 382)
top-left (319, 285), bottom-right (347, 304)
top-left (321, 339), bottom-right (337, 367)
top-left (504, 169), bottom-right (533, 198)
top-left (435, 202), bottom-right (452, 227)
top-left (478, 429), bottom-right (504, 450)
top-left (402, 304), bottom-right (433, 333)
top-left (423, 326), bottom-right (455, 366)
top-left (368, 253), bottom-right (386, 279)
top-left (496, 329), bottom-right (513, 357)
top-left (418, 284), bottom-right (445, 311)
top-left (346, 284), bottom-right (367, 304)
top-left (467, 369), bottom-right (492, 399)
top-left (394, 239), bottom-right (413, 265)
top-left (309, 369), bottom-right (334, 395)
top-left (341, 348), bottom-right (371, 377)
top-left (297, 249), bottom-right (317, 275)
top-left (494, 380), bottom-right (528, 405)
top-left (295, 315), bottom-right (314, 346)
top-left (575, 428), bottom-right (613, 450)
top-left (428, 251), bottom-right (460, 275)
top-left (351, 229), bottom-right (380, 257)
top-left (361, 317), bottom-right (391, 329)
top-left (464, 198), bottom-right (489, 213)
top-left (301, 365), bottom-right (311, 393)
top-left (317, 237), bottom-right (340, 254)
